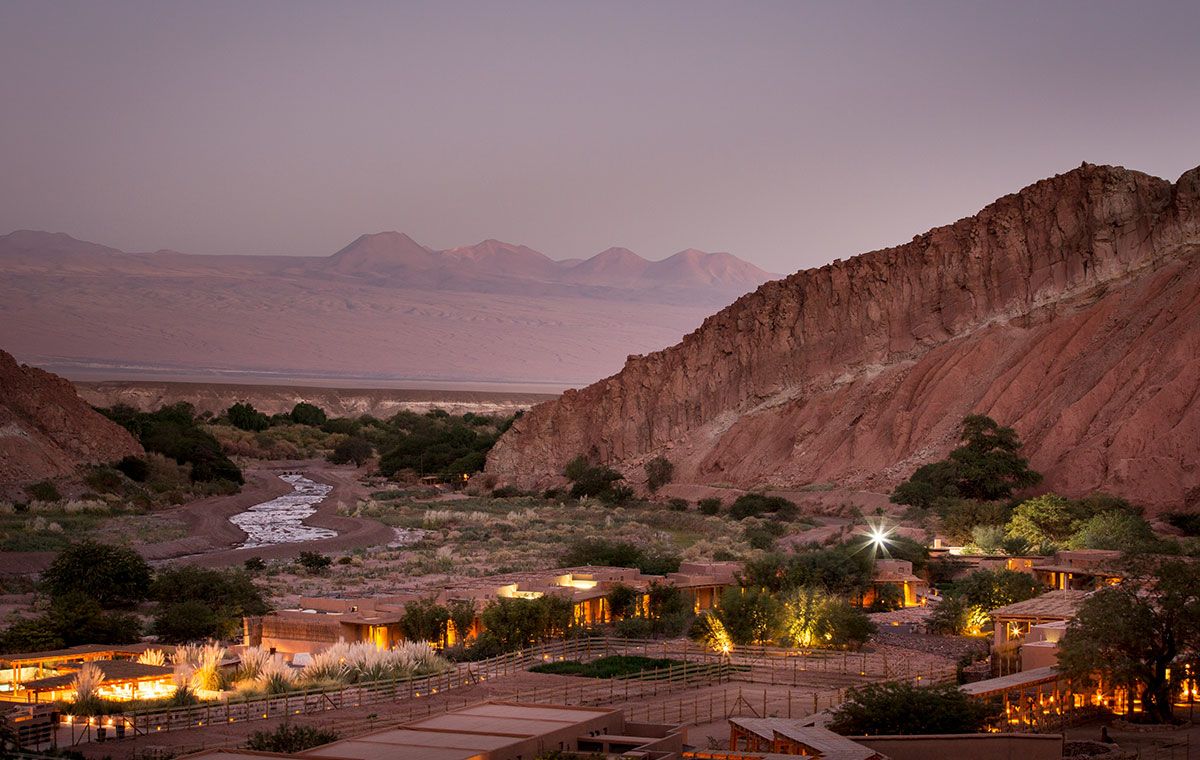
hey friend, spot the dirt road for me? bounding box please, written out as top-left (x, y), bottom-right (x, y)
top-left (0, 461), bottom-right (396, 574)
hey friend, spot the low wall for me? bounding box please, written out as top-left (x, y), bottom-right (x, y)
top-left (853, 732), bottom-right (1062, 760)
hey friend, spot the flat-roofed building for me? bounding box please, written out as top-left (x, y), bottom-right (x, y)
top-left (181, 701), bottom-right (684, 760)
top-left (990, 589), bottom-right (1088, 645)
top-left (1032, 549), bottom-right (1123, 591)
top-left (248, 562), bottom-right (740, 658)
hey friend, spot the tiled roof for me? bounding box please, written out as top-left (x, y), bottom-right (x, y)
top-left (989, 590), bottom-right (1088, 619)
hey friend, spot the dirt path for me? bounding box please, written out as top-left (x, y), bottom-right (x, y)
top-left (0, 461), bottom-right (396, 574)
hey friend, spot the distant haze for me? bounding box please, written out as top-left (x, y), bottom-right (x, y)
top-left (1, 1), bottom-right (1198, 274)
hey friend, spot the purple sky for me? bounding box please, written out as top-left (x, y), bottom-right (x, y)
top-left (1, 1), bottom-right (1197, 274)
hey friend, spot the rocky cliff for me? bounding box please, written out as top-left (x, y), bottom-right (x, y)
top-left (0, 349), bottom-right (142, 491)
top-left (487, 163), bottom-right (1200, 513)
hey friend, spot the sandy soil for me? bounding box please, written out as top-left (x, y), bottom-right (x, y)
top-left (0, 461), bottom-right (395, 574)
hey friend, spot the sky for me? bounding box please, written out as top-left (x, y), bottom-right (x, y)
top-left (1, 0), bottom-right (1198, 274)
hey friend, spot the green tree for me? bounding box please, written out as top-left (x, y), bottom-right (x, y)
top-left (605, 584), bottom-right (640, 620)
top-left (447, 600), bottom-right (476, 643)
top-left (1057, 559), bottom-right (1200, 723)
top-left (45, 592), bottom-right (142, 646)
top-left (43, 540), bottom-right (152, 608)
top-left (0, 616), bottom-right (65, 654)
top-left (329, 436), bottom-right (373, 466)
top-left (891, 415), bottom-right (1041, 507)
top-left (740, 546), bottom-right (873, 596)
top-left (1006, 494), bottom-right (1078, 546)
top-left (560, 538), bottom-right (681, 576)
top-left (715, 587), bottom-right (782, 645)
top-left (150, 566), bottom-right (268, 641)
top-left (289, 402), bottom-right (328, 427)
top-left (829, 681), bottom-right (996, 735)
top-left (399, 598), bottom-right (450, 643)
top-left (226, 402), bottom-right (270, 432)
top-left (154, 600), bottom-right (224, 643)
top-left (1069, 511), bottom-right (1158, 551)
top-left (644, 456), bottom-right (674, 493)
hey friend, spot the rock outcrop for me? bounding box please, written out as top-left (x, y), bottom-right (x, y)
top-left (0, 348), bottom-right (142, 492)
top-left (487, 163), bottom-right (1200, 513)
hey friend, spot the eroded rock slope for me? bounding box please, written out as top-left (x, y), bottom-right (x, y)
top-left (487, 163), bottom-right (1200, 513)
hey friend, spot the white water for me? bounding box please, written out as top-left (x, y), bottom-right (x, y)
top-left (230, 473), bottom-right (337, 548)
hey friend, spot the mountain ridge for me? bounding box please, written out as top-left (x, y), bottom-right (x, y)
top-left (486, 162), bottom-right (1200, 513)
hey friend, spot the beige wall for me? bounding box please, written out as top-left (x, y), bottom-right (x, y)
top-left (853, 733), bottom-right (1062, 760)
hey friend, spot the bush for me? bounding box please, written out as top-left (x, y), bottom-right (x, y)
top-left (563, 456), bottom-right (624, 500)
top-left (150, 566), bottom-right (268, 641)
top-left (714, 587), bottom-right (782, 645)
top-left (560, 538), bottom-right (681, 576)
top-left (667, 498), bottom-right (690, 512)
top-left (246, 723), bottom-right (339, 753)
top-left (115, 455), bottom-right (150, 482)
top-left (84, 467), bottom-right (124, 494)
top-left (698, 498), bottom-right (723, 515)
top-left (328, 436), bottom-right (373, 466)
top-left (828, 681), bottom-right (996, 735)
top-left (101, 403), bottom-right (243, 485)
top-left (226, 402), bottom-right (270, 432)
top-left (644, 456), bottom-right (674, 493)
top-left (729, 493), bottom-right (797, 520)
top-left (289, 402), bottom-right (328, 427)
top-left (42, 540), bottom-right (152, 608)
top-left (24, 480), bottom-right (61, 502)
top-left (492, 485), bottom-right (525, 498)
top-left (296, 551), bottom-right (332, 574)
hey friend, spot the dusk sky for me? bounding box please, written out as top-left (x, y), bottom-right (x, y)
top-left (2, 0), bottom-right (1198, 274)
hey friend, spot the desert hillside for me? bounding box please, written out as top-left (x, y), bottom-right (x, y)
top-left (0, 348), bottom-right (142, 492)
top-left (0, 231), bottom-right (775, 388)
top-left (487, 163), bottom-right (1200, 513)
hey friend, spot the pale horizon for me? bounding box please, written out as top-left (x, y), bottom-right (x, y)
top-left (2, 0), bottom-right (1198, 274)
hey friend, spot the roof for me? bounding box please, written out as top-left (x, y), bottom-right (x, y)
top-left (989, 590), bottom-right (1088, 619)
top-left (295, 702), bottom-right (619, 760)
top-left (0, 643), bottom-right (165, 666)
top-left (960, 666), bottom-right (1063, 697)
top-left (1031, 563), bottom-right (1121, 576)
top-left (19, 660), bottom-right (175, 692)
top-left (729, 718), bottom-right (881, 760)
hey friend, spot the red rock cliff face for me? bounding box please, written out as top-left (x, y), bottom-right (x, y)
top-left (0, 349), bottom-right (143, 491)
top-left (487, 164), bottom-right (1200, 513)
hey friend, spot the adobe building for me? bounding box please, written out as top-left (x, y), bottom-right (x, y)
top-left (181, 701), bottom-right (684, 760)
top-left (246, 562), bottom-right (740, 658)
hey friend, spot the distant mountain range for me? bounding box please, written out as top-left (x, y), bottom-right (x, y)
top-left (0, 230), bottom-right (778, 387)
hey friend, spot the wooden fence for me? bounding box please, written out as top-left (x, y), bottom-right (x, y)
top-left (60, 636), bottom-right (954, 746)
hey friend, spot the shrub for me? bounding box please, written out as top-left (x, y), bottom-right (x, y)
top-left (328, 436), bottom-right (373, 466)
top-left (42, 540), bottom-right (152, 608)
top-left (83, 467), bottom-right (124, 494)
top-left (644, 456), bottom-right (674, 493)
top-left (226, 402), bottom-right (270, 432)
top-left (115, 455), bottom-right (150, 482)
top-left (729, 493), bottom-right (797, 521)
top-left (698, 498), bottom-right (723, 515)
top-left (829, 681), bottom-right (996, 735)
top-left (246, 723), bottom-right (340, 753)
top-left (101, 403), bottom-right (243, 485)
top-left (296, 551), bottom-right (332, 574)
top-left (289, 402), bottom-right (328, 427)
top-left (560, 538), bottom-right (681, 575)
top-left (667, 498), bottom-right (690, 512)
top-left (492, 485), bottom-right (525, 498)
top-left (24, 481), bottom-right (61, 502)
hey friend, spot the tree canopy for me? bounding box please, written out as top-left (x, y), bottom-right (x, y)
top-left (1057, 559), bottom-right (1200, 723)
top-left (829, 681), bottom-right (996, 735)
top-left (891, 415), bottom-right (1041, 508)
top-left (42, 540), bottom-right (152, 609)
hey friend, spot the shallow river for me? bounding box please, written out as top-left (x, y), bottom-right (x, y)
top-left (230, 473), bottom-right (337, 548)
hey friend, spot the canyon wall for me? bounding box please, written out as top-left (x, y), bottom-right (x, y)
top-left (0, 349), bottom-right (143, 492)
top-left (487, 163), bottom-right (1200, 513)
